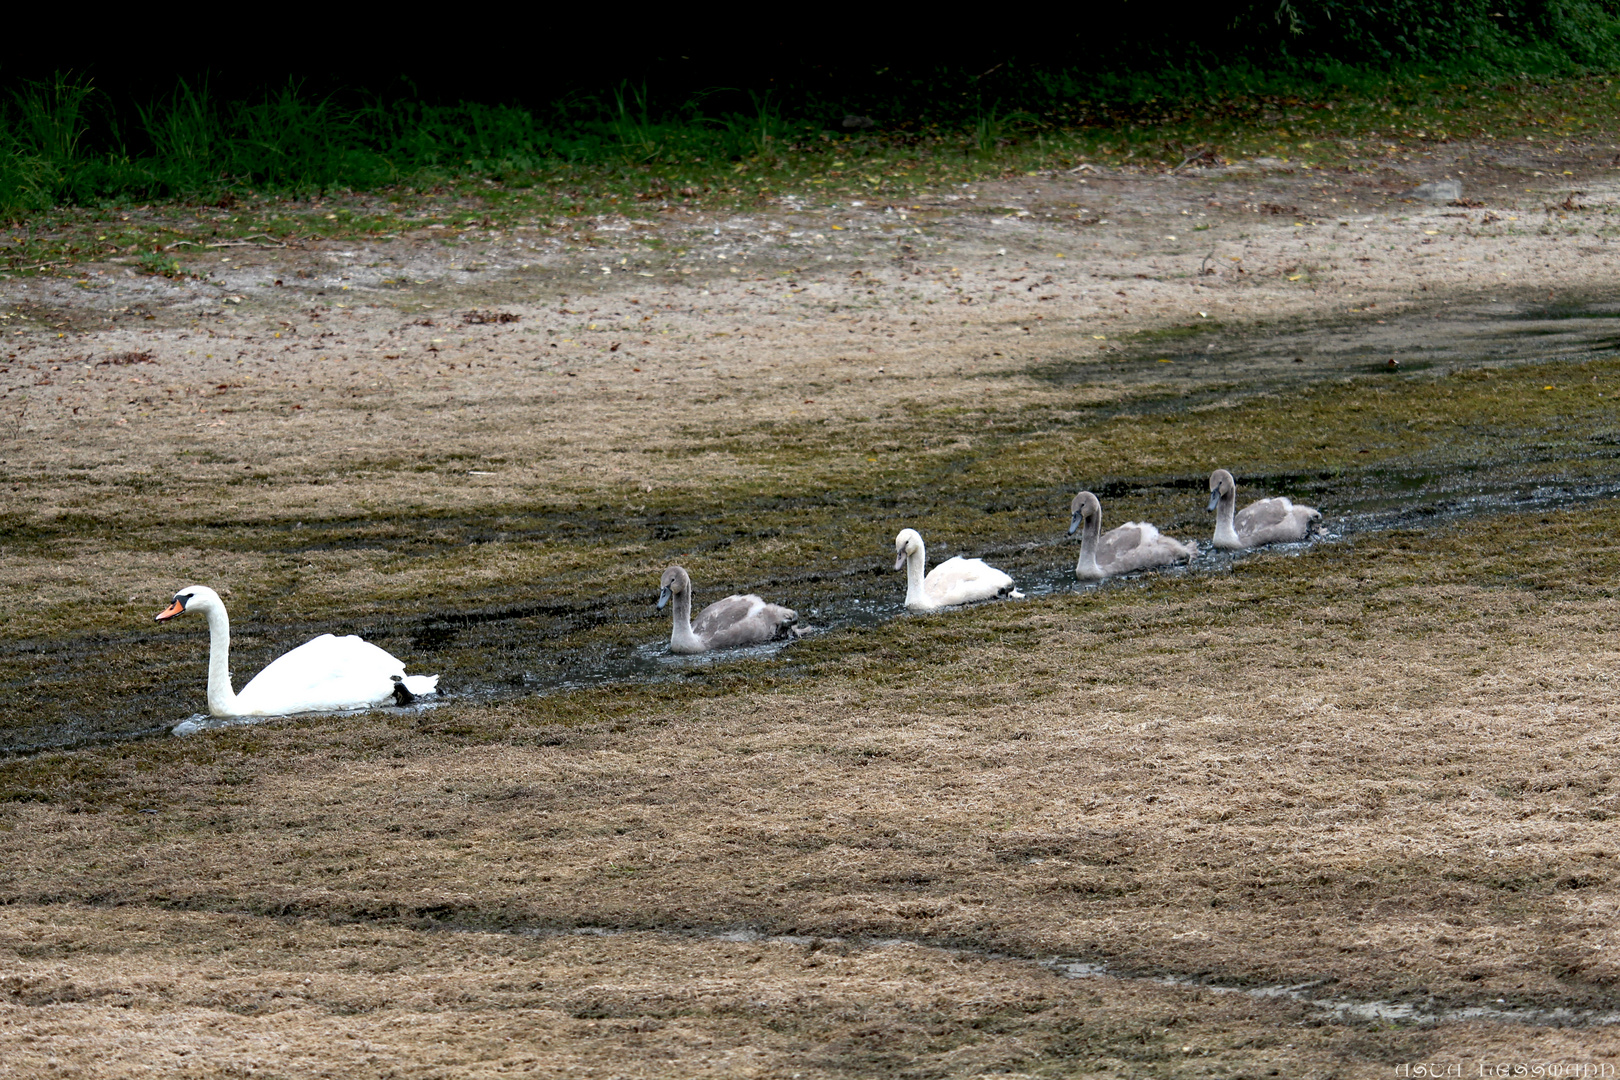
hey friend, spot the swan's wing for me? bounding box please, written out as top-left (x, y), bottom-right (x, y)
top-left (1236, 497), bottom-right (1318, 545)
top-left (1099, 523), bottom-right (1198, 574)
top-left (235, 633), bottom-right (410, 714)
top-left (924, 556), bottom-right (1016, 606)
top-left (692, 594), bottom-right (798, 649)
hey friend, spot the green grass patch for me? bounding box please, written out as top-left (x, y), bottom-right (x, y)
top-left (0, 65), bottom-right (1617, 276)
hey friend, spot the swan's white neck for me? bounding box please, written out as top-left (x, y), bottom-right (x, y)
top-left (903, 543), bottom-right (930, 608)
top-left (1213, 490), bottom-right (1242, 550)
top-left (668, 588), bottom-right (704, 653)
top-left (1075, 515), bottom-right (1104, 581)
top-left (200, 601), bottom-right (240, 717)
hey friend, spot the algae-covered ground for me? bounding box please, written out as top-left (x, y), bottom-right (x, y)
top-left (5, 306), bottom-right (1619, 753)
top-left (4, 132), bottom-right (1620, 1075)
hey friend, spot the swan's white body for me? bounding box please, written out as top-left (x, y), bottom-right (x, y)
top-left (155, 586), bottom-right (438, 718)
top-left (1068, 491), bottom-right (1198, 581)
top-left (658, 565), bottom-right (798, 654)
top-left (894, 528), bottom-right (1023, 612)
top-left (1208, 469), bottom-right (1321, 550)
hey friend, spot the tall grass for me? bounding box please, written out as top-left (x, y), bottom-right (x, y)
top-left (3, 12), bottom-right (1619, 216)
top-left (713, 91), bottom-right (796, 162)
top-left (609, 82), bottom-right (663, 164)
top-left (0, 74), bottom-right (96, 211)
top-left (0, 76), bottom-right (807, 212)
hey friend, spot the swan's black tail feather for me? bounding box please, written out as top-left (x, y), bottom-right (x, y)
top-left (391, 675), bottom-right (417, 706)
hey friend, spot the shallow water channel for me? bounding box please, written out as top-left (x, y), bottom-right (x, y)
top-left (5, 296), bottom-right (1619, 754)
top-left (534, 925), bottom-right (1620, 1029)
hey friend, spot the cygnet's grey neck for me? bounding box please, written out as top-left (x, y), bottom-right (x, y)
top-left (1213, 488), bottom-right (1242, 550)
top-left (1075, 513), bottom-right (1104, 580)
top-left (669, 587), bottom-right (703, 652)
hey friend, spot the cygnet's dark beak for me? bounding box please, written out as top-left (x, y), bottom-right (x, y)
top-left (1068, 513), bottom-right (1081, 536)
top-left (1207, 489), bottom-right (1221, 512)
top-left (657, 586), bottom-right (671, 610)
top-left (893, 551), bottom-right (906, 571)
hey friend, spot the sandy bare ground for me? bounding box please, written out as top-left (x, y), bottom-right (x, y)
top-left (2, 135), bottom-right (1615, 500)
top-left (0, 138), bottom-right (1613, 641)
top-left (4, 136), bottom-right (1620, 1075)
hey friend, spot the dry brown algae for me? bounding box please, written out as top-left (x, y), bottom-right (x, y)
top-left (4, 144), bottom-right (1620, 1077)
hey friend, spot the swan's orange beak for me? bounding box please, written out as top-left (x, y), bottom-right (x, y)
top-left (155, 599), bottom-right (186, 622)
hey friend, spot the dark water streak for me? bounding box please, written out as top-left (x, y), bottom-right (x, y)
top-left (6, 297), bottom-right (1620, 754)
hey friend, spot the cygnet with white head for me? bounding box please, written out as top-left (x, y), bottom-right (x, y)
top-left (894, 528), bottom-right (1023, 612)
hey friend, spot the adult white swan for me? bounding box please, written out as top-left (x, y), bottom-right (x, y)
top-left (1067, 491), bottom-right (1198, 581)
top-left (657, 565), bottom-right (799, 654)
top-left (894, 528), bottom-right (1023, 612)
top-left (1207, 469), bottom-right (1321, 549)
top-left (154, 585), bottom-right (439, 717)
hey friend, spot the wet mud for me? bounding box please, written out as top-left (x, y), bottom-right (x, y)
top-left (5, 295), bottom-right (1619, 755)
top-left (1032, 293), bottom-right (1620, 396)
top-left (534, 924), bottom-right (1620, 1029)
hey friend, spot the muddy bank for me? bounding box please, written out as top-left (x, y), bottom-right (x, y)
top-left (4, 292), bottom-right (1619, 752)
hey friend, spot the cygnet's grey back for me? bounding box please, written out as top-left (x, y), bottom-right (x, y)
top-left (693, 594), bottom-right (798, 649)
top-left (1105, 523), bottom-right (1196, 574)
top-left (1235, 499), bottom-right (1298, 535)
top-left (1096, 523), bottom-right (1149, 570)
top-left (1237, 498), bottom-right (1320, 545)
